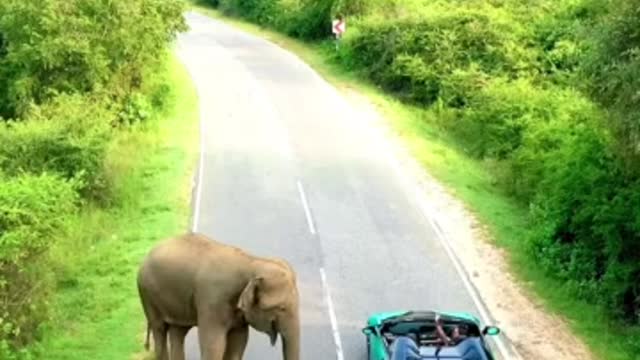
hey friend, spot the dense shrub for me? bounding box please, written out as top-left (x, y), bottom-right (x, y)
top-left (440, 78), bottom-right (543, 160)
top-left (0, 174), bottom-right (79, 353)
top-left (332, 0), bottom-right (371, 16)
top-left (0, 0), bottom-right (187, 118)
top-left (528, 0), bottom-right (604, 85)
top-left (583, 0), bottom-right (640, 170)
top-left (219, 0), bottom-right (336, 40)
top-left (219, 0), bottom-right (281, 26)
top-left (527, 132), bottom-right (640, 321)
top-left (339, 8), bottom-right (534, 106)
top-left (284, 0), bottom-right (336, 40)
top-left (505, 90), bottom-right (604, 202)
top-left (0, 95), bottom-right (113, 201)
top-left (0, 0), bottom-right (188, 356)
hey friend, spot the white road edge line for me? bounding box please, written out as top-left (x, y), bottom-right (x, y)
top-left (191, 103), bottom-right (206, 233)
top-left (320, 268), bottom-right (345, 360)
top-left (426, 215), bottom-right (514, 359)
top-left (297, 180), bottom-right (316, 234)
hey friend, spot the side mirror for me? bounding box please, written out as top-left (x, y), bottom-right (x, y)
top-left (361, 326), bottom-right (375, 335)
top-left (482, 326), bottom-right (501, 336)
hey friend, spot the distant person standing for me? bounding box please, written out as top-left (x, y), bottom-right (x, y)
top-left (332, 14), bottom-right (346, 40)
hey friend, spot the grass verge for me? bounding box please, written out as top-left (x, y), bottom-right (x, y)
top-left (187, 4), bottom-right (637, 360)
top-left (25, 52), bottom-right (199, 360)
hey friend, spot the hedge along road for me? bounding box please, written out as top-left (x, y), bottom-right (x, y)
top-left (175, 11), bottom-right (520, 360)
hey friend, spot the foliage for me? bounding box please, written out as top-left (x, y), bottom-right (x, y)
top-left (583, 0), bottom-right (640, 172)
top-left (218, 0), bottom-right (337, 39)
top-left (285, 0), bottom-right (336, 40)
top-left (0, 95), bottom-right (113, 201)
top-left (527, 130), bottom-right (640, 321)
top-left (218, 0), bottom-right (281, 26)
top-left (0, 0), bottom-right (188, 357)
top-left (0, 0), bottom-right (187, 119)
top-left (340, 8), bottom-right (535, 106)
top-left (0, 174), bottom-right (79, 356)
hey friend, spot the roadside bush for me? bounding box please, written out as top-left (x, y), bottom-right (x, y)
top-left (505, 91), bottom-right (604, 202)
top-left (219, 0), bottom-right (281, 26)
top-left (0, 0), bottom-right (187, 119)
top-left (284, 0), bottom-right (336, 40)
top-left (332, 0), bottom-right (371, 17)
top-left (0, 95), bottom-right (113, 201)
top-left (529, 0), bottom-right (603, 85)
top-left (527, 128), bottom-right (640, 321)
top-left (582, 0), bottom-right (640, 170)
top-left (116, 92), bottom-right (153, 126)
top-left (0, 174), bottom-right (79, 353)
top-left (340, 8), bottom-right (533, 106)
top-left (441, 78), bottom-right (550, 161)
top-left (441, 77), bottom-right (607, 202)
top-left (0, 0), bottom-right (188, 357)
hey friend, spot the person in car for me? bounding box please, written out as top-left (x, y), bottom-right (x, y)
top-left (436, 315), bottom-right (469, 345)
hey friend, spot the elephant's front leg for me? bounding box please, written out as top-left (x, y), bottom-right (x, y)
top-left (198, 324), bottom-right (228, 360)
top-left (223, 326), bottom-right (248, 360)
top-left (168, 325), bottom-right (190, 360)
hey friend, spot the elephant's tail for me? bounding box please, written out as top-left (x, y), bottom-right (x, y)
top-left (144, 323), bottom-right (150, 351)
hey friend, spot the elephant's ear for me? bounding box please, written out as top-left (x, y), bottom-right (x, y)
top-left (238, 276), bottom-right (263, 312)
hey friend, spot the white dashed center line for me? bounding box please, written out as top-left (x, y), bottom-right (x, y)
top-left (320, 268), bottom-right (345, 360)
top-left (297, 180), bottom-right (316, 235)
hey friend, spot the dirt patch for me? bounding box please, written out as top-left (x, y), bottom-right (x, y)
top-left (338, 85), bottom-right (594, 360)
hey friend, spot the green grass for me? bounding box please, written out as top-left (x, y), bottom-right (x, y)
top-left (25, 53), bottom-right (199, 360)
top-left (188, 4), bottom-right (640, 360)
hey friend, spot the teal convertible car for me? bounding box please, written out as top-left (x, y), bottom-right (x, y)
top-left (362, 310), bottom-right (501, 360)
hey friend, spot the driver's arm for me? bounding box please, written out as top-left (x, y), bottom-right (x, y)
top-left (435, 317), bottom-right (451, 345)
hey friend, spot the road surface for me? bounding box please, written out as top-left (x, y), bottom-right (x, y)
top-left (175, 11), bottom-right (515, 360)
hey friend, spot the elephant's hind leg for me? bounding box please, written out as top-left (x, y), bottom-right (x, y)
top-left (223, 326), bottom-right (248, 360)
top-left (168, 325), bottom-right (190, 360)
top-left (152, 322), bottom-right (169, 360)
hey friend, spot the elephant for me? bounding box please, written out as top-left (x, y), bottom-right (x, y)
top-left (136, 232), bottom-right (300, 360)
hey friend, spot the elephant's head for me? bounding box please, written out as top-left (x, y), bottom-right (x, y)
top-left (238, 258), bottom-right (300, 360)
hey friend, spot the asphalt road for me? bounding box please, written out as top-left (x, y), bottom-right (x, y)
top-left (175, 11), bottom-right (514, 360)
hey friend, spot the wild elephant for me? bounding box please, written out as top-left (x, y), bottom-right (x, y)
top-left (136, 232), bottom-right (300, 360)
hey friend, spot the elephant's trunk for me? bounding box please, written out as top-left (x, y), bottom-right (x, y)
top-left (280, 311), bottom-right (300, 360)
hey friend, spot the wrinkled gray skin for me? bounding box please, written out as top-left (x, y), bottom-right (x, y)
top-left (137, 232), bottom-right (300, 360)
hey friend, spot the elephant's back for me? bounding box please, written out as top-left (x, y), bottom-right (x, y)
top-left (146, 232), bottom-right (218, 261)
top-left (141, 232), bottom-right (252, 283)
